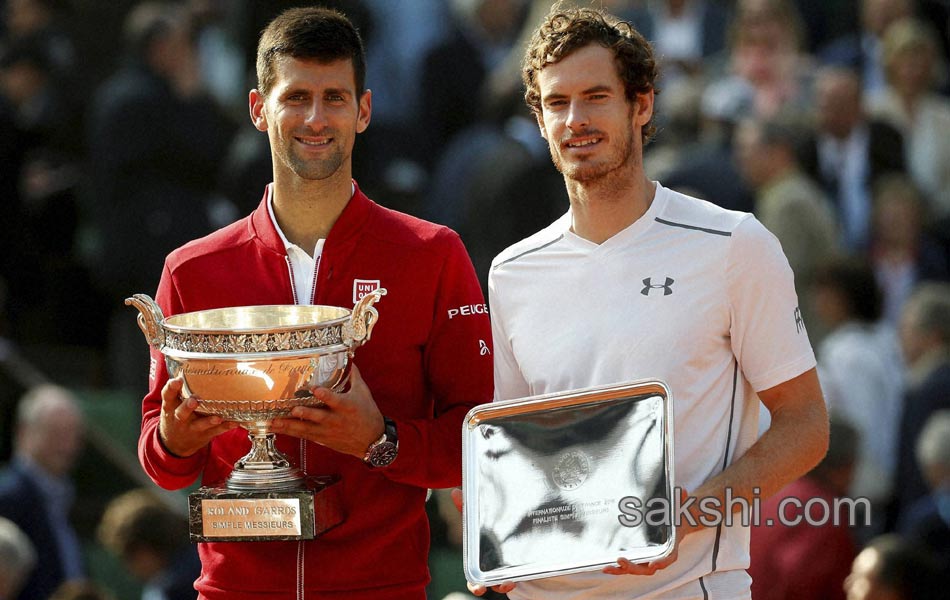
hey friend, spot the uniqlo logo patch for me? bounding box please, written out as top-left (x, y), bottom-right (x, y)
top-left (353, 279), bottom-right (381, 303)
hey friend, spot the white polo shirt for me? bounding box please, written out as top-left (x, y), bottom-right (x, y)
top-left (488, 183), bottom-right (816, 599)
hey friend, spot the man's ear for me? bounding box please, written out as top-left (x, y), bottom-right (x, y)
top-left (536, 112), bottom-right (548, 141)
top-left (356, 89), bottom-right (372, 134)
top-left (632, 89), bottom-right (655, 128)
top-left (249, 89), bottom-right (267, 132)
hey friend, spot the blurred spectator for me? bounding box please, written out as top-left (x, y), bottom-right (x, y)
top-left (0, 34), bottom-right (81, 156)
top-left (97, 488), bottom-right (200, 600)
top-left (424, 95), bottom-right (567, 293)
top-left (811, 257), bottom-right (903, 527)
top-left (801, 66), bottom-right (905, 252)
top-left (0, 517), bottom-right (35, 600)
top-left (360, 0), bottom-right (443, 129)
top-left (749, 420), bottom-right (859, 600)
top-left (892, 283), bottom-right (950, 525)
top-left (869, 174), bottom-right (950, 325)
top-left (86, 1), bottom-right (235, 299)
top-left (3, 0), bottom-right (77, 76)
top-left (869, 18), bottom-right (950, 219)
top-left (48, 580), bottom-right (116, 600)
top-left (623, 0), bottom-right (732, 83)
top-left (702, 0), bottom-right (815, 122)
top-left (843, 534), bottom-right (944, 600)
top-left (896, 410), bottom-right (950, 567)
top-left (187, 0), bottom-right (246, 119)
top-left (418, 0), bottom-right (527, 168)
top-left (789, 0), bottom-right (860, 52)
top-left (819, 0), bottom-right (913, 98)
top-left (0, 33), bottom-right (104, 351)
top-left (85, 1), bottom-right (235, 389)
top-left (734, 114), bottom-right (837, 339)
top-left (660, 78), bottom-right (754, 214)
top-left (0, 384), bottom-right (85, 600)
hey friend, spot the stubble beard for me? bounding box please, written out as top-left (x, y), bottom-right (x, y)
top-left (550, 121), bottom-right (638, 184)
top-left (277, 129), bottom-right (347, 181)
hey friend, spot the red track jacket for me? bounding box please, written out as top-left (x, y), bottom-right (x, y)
top-left (137, 182), bottom-right (493, 599)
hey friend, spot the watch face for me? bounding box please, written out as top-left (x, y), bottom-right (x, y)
top-left (369, 441), bottom-right (398, 467)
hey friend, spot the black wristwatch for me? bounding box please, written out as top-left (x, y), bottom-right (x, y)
top-left (363, 417), bottom-right (399, 467)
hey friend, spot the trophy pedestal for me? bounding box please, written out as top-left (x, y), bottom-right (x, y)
top-left (188, 476), bottom-right (344, 542)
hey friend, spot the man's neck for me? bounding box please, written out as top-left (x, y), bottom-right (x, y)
top-left (271, 172), bottom-right (353, 253)
top-left (567, 173), bottom-right (656, 244)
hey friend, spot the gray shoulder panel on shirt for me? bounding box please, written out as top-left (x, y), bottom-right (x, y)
top-left (493, 235), bottom-right (565, 269)
top-left (654, 217), bottom-right (732, 237)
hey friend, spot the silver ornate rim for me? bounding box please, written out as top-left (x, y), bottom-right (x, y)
top-left (160, 323), bottom-right (345, 354)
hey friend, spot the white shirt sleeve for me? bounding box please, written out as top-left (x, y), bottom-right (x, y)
top-left (726, 216), bottom-right (817, 392)
top-left (488, 270), bottom-right (531, 402)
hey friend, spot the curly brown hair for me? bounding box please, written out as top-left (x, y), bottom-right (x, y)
top-left (522, 4), bottom-right (659, 144)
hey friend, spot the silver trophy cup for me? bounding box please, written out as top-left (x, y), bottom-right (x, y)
top-left (126, 290), bottom-right (385, 492)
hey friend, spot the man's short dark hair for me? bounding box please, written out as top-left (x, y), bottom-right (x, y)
top-left (256, 6), bottom-right (366, 99)
top-left (97, 489), bottom-right (185, 560)
top-left (864, 534), bottom-right (943, 598)
top-left (521, 3), bottom-right (659, 144)
top-left (813, 257), bottom-right (883, 323)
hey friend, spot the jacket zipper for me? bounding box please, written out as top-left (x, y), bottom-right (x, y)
top-left (285, 257), bottom-right (299, 305)
top-left (286, 254), bottom-right (306, 598)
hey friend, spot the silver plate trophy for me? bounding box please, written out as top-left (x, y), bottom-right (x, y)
top-left (462, 380), bottom-right (675, 585)
top-left (126, 289), bottom-right (385, 541)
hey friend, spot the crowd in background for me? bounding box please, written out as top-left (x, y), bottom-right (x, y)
top-left (0, 0), bottom-right (949, 598)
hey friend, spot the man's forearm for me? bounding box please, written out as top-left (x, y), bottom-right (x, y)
top-left (688, 369), bottom-right (829, 527)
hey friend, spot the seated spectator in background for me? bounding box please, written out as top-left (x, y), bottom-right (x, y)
top-left (749, 420), bottom-right (859, 600)
top-left (0, 34), bottom-right (105, 351)
top-left (424, 94), bottom-right (567, 292)
top-left (811, 257), bottom-right (904, 532)
top-left (869, 18), bottom-right (950, 219)
top-left (97, 488), bottom-right (200, 600)
top-left (0, 385), bottom-right (85, 600)
top-left (843, 534), bottom-right (943, 600)
top-left (2, 0), bottom-right (78, 77)
top-left (622, 0), bottom-right (732, 83)
top-left (897, 410), bottom-right (950, 567)
top-left (86, 0), bottom-right (236, 300)
top-left (869, 173), bottom-right (950, 325)
top-left (85, 1), bottom-right (235, 391)
top-left (801, 66), bottom-right (905, 252)
top-left (893, 283), bottom-right (950, 525)
top-left (661, 79), bottom-right (755, 214)
top-left (818, 0), bottom-right (913, 98)
top-left (702, 0), bottom-right (815, 121)
top-left (0, 517), bottom-right (36, 600)
top-left (418, 0), bottom-right (527, 168)
top-left (734, 114), bottom-right (838, 340)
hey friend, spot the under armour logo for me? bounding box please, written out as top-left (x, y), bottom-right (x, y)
top-left (641, 277), bottom-right (675, 296)
top-left (794, 307), bottom-right (805, 334)
top-left (479, 340), bottom-right (491, 355)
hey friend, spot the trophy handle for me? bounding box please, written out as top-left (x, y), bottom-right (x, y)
top-left (124, 294), bottom-right (166, 350)
top-left (342, 288), bottom-right (387, 349)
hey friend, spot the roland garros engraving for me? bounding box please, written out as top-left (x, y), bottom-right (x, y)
top-left (553, 450), bottom-right (591, 491)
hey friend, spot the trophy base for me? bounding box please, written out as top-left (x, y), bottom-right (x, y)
top-left (188, 476), bottom-right (344, 542)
